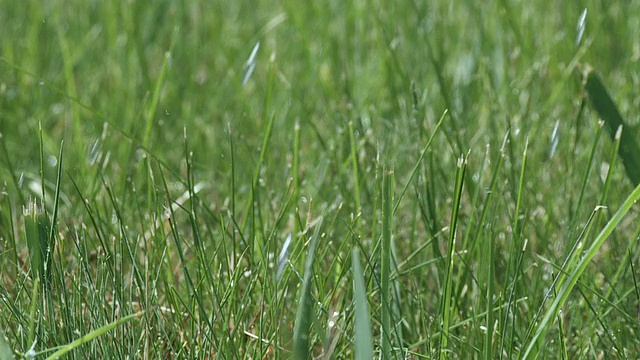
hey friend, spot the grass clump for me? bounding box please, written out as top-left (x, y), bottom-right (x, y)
top-left (2, 1), bottom-right (640, 358)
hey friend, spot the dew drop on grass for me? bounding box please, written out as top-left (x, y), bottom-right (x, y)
top-left (51, 103), bottom-right (64, 115)
top-left (47, 155), bottom-right (57, 167)
top-left (173, 181), bottom-right (185, 192)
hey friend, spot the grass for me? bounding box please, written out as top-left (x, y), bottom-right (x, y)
top-left (1, 0), bottom-right (640, 358)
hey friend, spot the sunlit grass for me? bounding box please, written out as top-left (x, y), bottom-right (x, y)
top-left (2, 1), bottom-right (640, 358)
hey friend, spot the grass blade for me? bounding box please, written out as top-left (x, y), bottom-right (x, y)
top-left (44, 310), bottom-right (144, 360)
top-left (481, 141), bottom-right (507, 359)
top-left (142, 27), bottom-right (177, 148)
top-left (585, 69), bottom-right (640, 185)
top-left (0, 331), bottom-right (13, 360)
top-left (46, 141), bottom-right (64, 289)
top-left (522, 181), bottom-right (640, 357)
top-left (24, 203), bottom-right (51, 286)
top-left (394, 109), bottom-right (446, 214)
top-left (380, 169), bottom-right (393, 359)
top-left (439, 154), bottom-right (466, 359)
top-left (293, 217), bottom-right (324, 359)
top-left (348, 121), bottom-right (362, 232)
top-left (352, 249), bottom-right (374, 360)
top-left (142, 51), bottom-right (171, 148)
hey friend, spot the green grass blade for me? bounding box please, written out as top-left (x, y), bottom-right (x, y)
top-left (603, 127), bottom-right (640, 300)
top-left (293, 217), bottom-right (324, 359)
top-left (24, 203), bottom-right (50, 286)
top-left (522, 181), bottom-right (640, 358)
top-left (500, 137), bottom-right (529, 357)
top-left (380, 169), bottom-right (393, 359)
top-left (480, 141), bottom-right (506, 360)
top-left (394, 109), bottom-right (446, 214)
top-left (55, 24), bottom-right (82, 151)
top-left (292, 119), bottom-right (301, 237)
top-left (352, 249), bottom-right (374, 360)
top-left (0, 331), bottom-right (13, 360)
top-left (142, 51), bottom-right (171, 148)
top-left (585, 69), bottom-right (640, 185)
top-left (0, 131), bottom-right (27, 206)
top-left (142, 27), bottom-right (177, 148)
top-left (45, 141), bottom-right (64, 289)
top-left (439, 154), bottom-right (466, 359)
top-left (241, 111), bottom-right (276, 232)
top-left (27, 278), bottom-right (40, 354)
top-left (44, 310), bottom-right (144, 360)
top-left (348, 121), bottom-right (362, 232)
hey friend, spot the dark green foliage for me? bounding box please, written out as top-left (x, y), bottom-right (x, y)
top-left (585, 69), bottom-right (640, 185)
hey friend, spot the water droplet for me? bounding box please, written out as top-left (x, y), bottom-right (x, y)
top-left (47, 155), bottom-right (57, 167)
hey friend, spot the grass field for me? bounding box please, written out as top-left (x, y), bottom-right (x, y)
top-left (2, 1), bottom-right (640, 358)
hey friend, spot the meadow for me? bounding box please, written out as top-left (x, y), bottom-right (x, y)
top-left (1, 1), bottom-right (640, 358)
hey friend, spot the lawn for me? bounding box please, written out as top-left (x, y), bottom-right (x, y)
top-left (1, 1), bottom-right (640, 358)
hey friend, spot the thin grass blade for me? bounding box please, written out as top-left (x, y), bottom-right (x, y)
top-left (522, 181), bottom-right (640, 357)
top-left (439, 153), bottom-right (466, 359)
top-left (380, 169), bottom-right (393, 359)
top-left (44, 310), bottom-right (144, 360)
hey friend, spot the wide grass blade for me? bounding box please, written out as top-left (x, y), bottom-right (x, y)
top-left (0, 331), bottom-right (13, 360)
top-left (585, 69), bottom-right (640, 185)
top-left (352, 250), bottom-right (374, 360)
top-left (24, 202), bottom-right (52, 286)
top-left (25, 139), bottom-right (63, 289)
top-left (293, 217), bottom-right (324, 359)
top-left (522, 181), bottom-right (640, 357)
